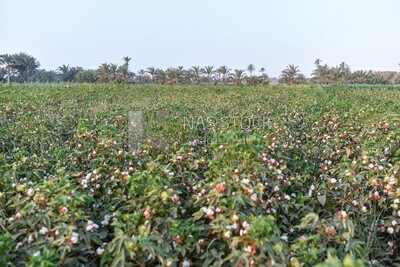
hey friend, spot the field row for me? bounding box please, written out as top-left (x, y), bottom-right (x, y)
top-left (1, 84), bottom-right (400, 266)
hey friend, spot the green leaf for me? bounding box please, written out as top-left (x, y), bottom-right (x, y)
top-left (110, 249), bottom-right (125, 267)
top-left (317, 194), bottom-right (326, 206)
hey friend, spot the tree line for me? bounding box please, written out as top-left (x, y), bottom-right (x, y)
top-left (1, 52), bottom-right (399, 85)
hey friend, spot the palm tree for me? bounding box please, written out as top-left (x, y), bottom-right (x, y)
top-left (260, 67), bottom-right (266, 76)
top-left (181, 68), bottom-right (192, 84)
top-left (96, 63), bottom-right (122, 83)
top-left (202, 66), bottom-right (214, 85)
top-left (177, 66), bottom-right (187, 84)
top-left (57, 64), bottom-right (70, 74)
top-left (32, 69), bottom-right (56, 83)
top-left (216, 65), bottom-right (231, 84)
top-left (120, 56), bottom-right (132, 83)
top-left (311, 60), bottom-right (351, 84)
top-left (76, 69), bottom-right (98, 83)
top-left (57, 64), bottom-right (72, 82)
top-left (96, 63), bottom-right (111, 83)
top-left (0, 54), bottom-right (17, 83)
top-left (247, 64), bottom-right (255, 77)
top-left (123, 56), bottom-right (131, 66)
top-left (259, 67), bottom-right (269, 84)
top-left (279, 64), bottom-right (304, 84)
top-left (232, 69), bottom-right (246, 85)
top-left (190, 66), bottom-right (203, 85)
top-left (146, 67), bottom-right (157, 83)
top-left (136, 69), bottom-right (147, 83)
top-left (337, 62), bottom-right (351, 83)
top-left (57, 65), bottom-right (81, 82)
top-left (329, 66), bottom-right (341, 83)
top-left (296, 73), bottom-right (307, 84)
top-left (13, 52), bottom-right (40, 82)
top-left (0, 66), bottom-right (5, 83)
top-left (311, 64), bottom-right (331, 84)
top-left (156, 69), bottom-right (166, 84)
top-left (393, 70), bottom-right (400, 85)
top-left (165, 67), bottom-right (182, 85)
top-left (118, 65), bottom-right (130, 83)
top-left (367, 71), bottom-right (392, 85)
top-left (109, 63), bottom-right (118, 82)
top-left (0, 53), bottom-right (40, 83)
top-left (350, 70), bottom-right (368, 84)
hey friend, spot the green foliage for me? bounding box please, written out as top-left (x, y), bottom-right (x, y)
top-left (0, 233), bottom-right (15, 265)
top-left (0, 84), bottom-right (400, 265)
top-left (28, 247), bottom-right (57, 267)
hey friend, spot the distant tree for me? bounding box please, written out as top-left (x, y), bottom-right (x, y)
top-left (136, 69), bottom-right (147, 83)
top-left (259, 67), bottom-right (269, 84)
top-left (0, 54), bottom-right (18, 83)
top-left (232, 69), bottom-right (246, 85)
top-left (165, 67), bottom-right (182, 85)
top-left (146, 67), bottom-right (157, 83)
top-left (338, 62), bottom-right (351, 83)
top-left (0, 64), bottom-right (7, 82)
top-left (0, 54), bottom-right (25, 83)
top-left (13, 52), bottom-right (40, 82)
top-left (350, 70), bottom-right (368, 84)
top-left (329, 66), bottom-right (340, 83)
top-left (181, 67), bottom-right (192, 84)
top-left (366, 71), bottom-right (393, 85)
top-left (296, 73), bottom-right (307, 84)
top-left (311, 63), bottom-right (331, 84)
top-left (279, 64), bottom-right (305, 84)
top-left (33, 69), bottom-right (58, 83)
top-left (216, 65), bottom-right (230, 84)
top-left (57, 64), bottom-right (81, 82)
top-left (246, 76), bottom-right (263, 86)
top-left (247, 64), bottom-right (255, 77)
top-left (117, 65), bottom-right (131, 83)
top-left (97, 61), bottom-right (132, 83)
top-left (76, 69), bottom-right (98, 83)
top-left (393, 72), bottom-right (400, 85)
top-left (175, 66), bottom-right (186, 84)
top-left (202, 66), bottom-right (214, 85)
top-left (0, 53), bottom-right (40, 83)
top-left (156, 69), bottom-right (166, 84)
top-left (123, 56), bottom-right (131, 66)
top-left (96, 63), bottom-right (107, 82)
top-left (108, 63), bottom-right (118, 82)
top-left (57, 64), bottom-right (71, 82)
top-left (96, 63), bottom-right (113, 83)
top-left (260, 67), bottom-right (266, 76)
top-left (190, 66), bottom-right (203, 85)
top-left (311, 60), bottom-right (351, 84)
top-left (119, 56), bottom-right (132, 83)
top-left (336, 63), bottom-right (351, 83)
top-left (0, 66), bottom-right (5, 82)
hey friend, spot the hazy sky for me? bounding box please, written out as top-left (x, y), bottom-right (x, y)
top-left (1, 0), bottom-right (399, 77)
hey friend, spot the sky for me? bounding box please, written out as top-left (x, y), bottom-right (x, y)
top-left (1, 0), bottom-right (399, 77)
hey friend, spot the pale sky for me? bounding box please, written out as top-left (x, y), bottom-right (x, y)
top-left (1, 0), bottom-right (399, 77)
